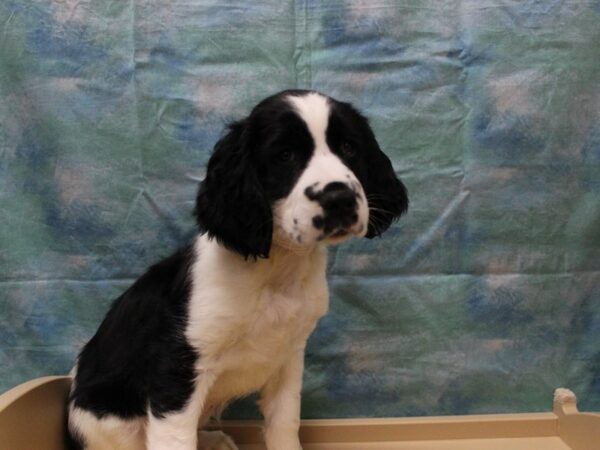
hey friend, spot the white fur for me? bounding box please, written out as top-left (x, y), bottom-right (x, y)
top-left (185, 236), bottom-right (328, 448)
top-left (187, 235), bottom-right (329, 408)
top-left (288, 93), bottom-right (330, 151)
top-left (69, 405), bottom-right (145, 450)
top-left (145, 369), bottom-right (218, 450)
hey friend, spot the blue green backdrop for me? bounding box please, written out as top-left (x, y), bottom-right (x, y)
top-left (1, 0), bottom-right (599, 418)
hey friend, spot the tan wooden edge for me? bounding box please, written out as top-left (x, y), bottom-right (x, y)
top-left (1, 377), bottom-right (599, 450)
top-left (214, 413), bottom-right (559, 444)
top-left (0, 376), bottom-right (69, 412)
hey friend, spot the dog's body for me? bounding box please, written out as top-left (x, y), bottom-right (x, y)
top-left (68, 91), bottom-right (408, 450)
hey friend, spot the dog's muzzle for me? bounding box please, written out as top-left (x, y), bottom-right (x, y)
top-left (306, 182), bottom-right (359, 238)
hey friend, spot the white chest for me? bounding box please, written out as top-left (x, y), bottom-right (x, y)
top-left (186, 236), bottom-right (329, 405)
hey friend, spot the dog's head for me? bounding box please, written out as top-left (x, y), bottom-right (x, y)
top-left (195, 90), bottom-right (408, 259)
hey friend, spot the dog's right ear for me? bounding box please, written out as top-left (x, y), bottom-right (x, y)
top-left (195, 120), bottom-right (272, 259)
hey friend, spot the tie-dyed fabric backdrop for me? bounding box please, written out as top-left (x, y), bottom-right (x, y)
top-left (1, 0), bottom-right (599, 418)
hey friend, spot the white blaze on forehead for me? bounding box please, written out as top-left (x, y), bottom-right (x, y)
top-left (274, 92), bottom-right (369, 247)
top-left (287, 93), bottom-right (331, 152)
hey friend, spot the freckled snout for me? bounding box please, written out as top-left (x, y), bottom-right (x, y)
top-left (306, 182), bottom-right (359, 237)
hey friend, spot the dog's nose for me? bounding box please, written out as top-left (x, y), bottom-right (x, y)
top-left (309, 182), bottom-right (358, 233)
top-left (319, 182), bottom-right (357, 218)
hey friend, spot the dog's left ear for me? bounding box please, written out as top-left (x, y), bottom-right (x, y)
top-left (195, 120), bottom-right (272, 259)
top-left (363, 130), bottom-right (409, 238)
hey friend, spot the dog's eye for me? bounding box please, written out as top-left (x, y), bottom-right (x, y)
top-left (277, 149), bottom-right (295, 163)
top-left (340, 142), bottom-right (355, 158)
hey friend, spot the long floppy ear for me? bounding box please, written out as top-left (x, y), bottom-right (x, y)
top-left (195, 120), bottom-right (272, 259)
top-left (364, 135), bottom-right (409, 238)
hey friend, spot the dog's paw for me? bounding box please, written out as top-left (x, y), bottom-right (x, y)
top-left (197, 430), bottom-right (239, 450)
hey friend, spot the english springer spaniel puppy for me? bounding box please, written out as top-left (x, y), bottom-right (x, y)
top-left (67, 90), bottom-right (408, 450)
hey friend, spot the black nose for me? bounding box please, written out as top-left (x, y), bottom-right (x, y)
top-left (319, 182), bottom-right (357, 216)
top-left (308, 182), bottom-right (358, 233)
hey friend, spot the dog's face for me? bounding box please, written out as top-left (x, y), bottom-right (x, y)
top-left (195, 90), bottom-right (408, 259)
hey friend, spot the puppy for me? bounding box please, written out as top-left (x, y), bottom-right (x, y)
top-left (67, 90), bottom-right (408, 450)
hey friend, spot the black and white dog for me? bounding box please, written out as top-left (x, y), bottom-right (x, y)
top-left (67, 90), bottom-right (408, 450)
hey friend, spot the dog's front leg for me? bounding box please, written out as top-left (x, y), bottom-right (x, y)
top-left (146, 372), bottom-right (217, 450)
top-left (259, 349), bottom-right (305, 450)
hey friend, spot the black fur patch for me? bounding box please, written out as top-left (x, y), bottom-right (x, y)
top-left (326, 99), bottom-right (409, 236)
top-left (70, 247), bottom-right (198, 420)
